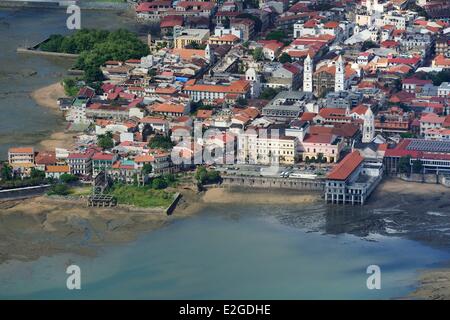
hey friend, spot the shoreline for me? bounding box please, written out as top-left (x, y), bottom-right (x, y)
top-left (30, 82), bottom-right (76, 150)
top-left (0, 186), bottom-right (322, 265)
top-left (409, 267), bottom-right (450, 300)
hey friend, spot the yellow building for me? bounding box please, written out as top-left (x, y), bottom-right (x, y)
top-left (8, 147), bottom-right (35, 175)
top-left (238, 130), bottom-right (298, 165)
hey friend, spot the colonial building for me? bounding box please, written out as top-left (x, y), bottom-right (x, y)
top-left (8, 147), bottom-right (35, 176)
top-left (325, 150), bottom-right (383, 205)
top-left (238, 129), bottom-right (298, 165)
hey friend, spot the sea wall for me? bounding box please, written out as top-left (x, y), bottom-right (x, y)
top-left (17, 47), bottom-right (80, 58)
top-left (0, 185), bottom-right (51, 200)
top-left (398, 173), bottom-right (450, 187)
top-left (221, 175), bottom-right (325, 191)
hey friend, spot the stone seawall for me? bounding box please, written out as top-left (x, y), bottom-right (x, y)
top-left (221, 175), bottom-right (325, 191)
top-left (399, 173), bottom-right (450, 187)
top-left (0, 185), bottom-right (51, 200)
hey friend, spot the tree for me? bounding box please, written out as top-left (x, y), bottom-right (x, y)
top-left (142, 163), bottom-right (153, 175)
top-left (398, 155), bottom-right (411, 174)
top-left (252, 47), bottom-right (264, 61)
top-left (44, 29), bottom-right (150, 84)
top-left (149, 135), bottom-right (173, 150)
top-left (206, 170), bottom-right (221, 184)
top-left (48, 183), bottom-right (70, 196)
top-left (278, 52), bottom-right (292, 64)
top-left (361, 40), bottom-right (379, 51)
top-left (195, 166), bottom-right (208, 184)
top-left (412, 159), bottom-right (423, 174)
top-left (0, 163), bottom-right (12, 181)
top-left (62, 78), bottom-right (79, 97)
top-left (30, 168), bottom-right (45, 180)
top-left (400, 132), bottom-right (415, 138)
top-left (97, 131), bottom-right (114, 150)
top-left (84, 65), bottom-right (104, 84)
top-left (151, 177), bottom-right (168, 189)
top-left (236, 97), bottom-right (248, 107)
top-left (418, 70), bottom-right (450, 86)
top-left (266, 30), bottom-right (285, 42)
top-left (260, 87), bottom-right (279, 100)
top-left (60, 173), bottom-right (79, 183)
top-left (163, 173), bottom-right (176, 185)
top-left (195, 166), bottom-right (220, 185)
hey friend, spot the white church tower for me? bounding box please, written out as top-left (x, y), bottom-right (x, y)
top-left (245, 67), bottom-right (261, 98)
top-left (362, 107), bottom-right (375, 143)
top-left (303, 54), bottom-right (313, 92)
top-left (335, 55), bottom-right (345, 93)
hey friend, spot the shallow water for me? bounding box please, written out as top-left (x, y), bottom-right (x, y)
top-left (0, 203), bottom-right (448, 299)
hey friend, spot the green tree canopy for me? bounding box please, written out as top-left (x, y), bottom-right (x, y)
top-left (266, 30), bottom-right (285, 42)
top-left (142, 163), bottom-right (153, 175)
top-left (48, 183), bottom-right (70, 196)
top-left (98, 131), bottom-right (114, 150)
top-left (412, 159), bottom-right (423, 174)
top-left (260, 87), bottom-right (280, 100)
top-left (278, 52), bottom-right (292, 64)
top-left (0, 163), bottom-right (13, 181)
top-left (60, 173), bottom-right (79, 183)
top-left (399, 155), bottom-right (411, 174)
top-left (30, 168), bottom-right (45, 180)
top-left (151, 177), bottom-right (168, 189)
top-left (252, 47), bottom-right (264, 61)
top-left (41, 29), bottom-right (149, 84)
top-left (149, 135), bottom-right (173, 150)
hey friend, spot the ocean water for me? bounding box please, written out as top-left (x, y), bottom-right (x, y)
top-left (0, 203), bottom-right (448, 300)
top-left (0, 8), bottom-right (142, 159)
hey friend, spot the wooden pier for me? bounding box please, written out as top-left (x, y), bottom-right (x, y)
top-left (87, 194), bottom-right (117, 207)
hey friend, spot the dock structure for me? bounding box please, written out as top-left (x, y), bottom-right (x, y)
top-left (87, 194), bottom-right (117, 207)
top-left (87, 170), bottom-right (116, 207)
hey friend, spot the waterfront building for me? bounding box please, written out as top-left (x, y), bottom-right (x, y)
top-left (325, 150), bottom-right (383, 205)
top-left (45, 165), bottom-right (70, 179)
top-left (8, 147), bottom-right (35, 175)
top-left (67, 150), bottom-right (95, 178)
top-left (384, 138), bottom-right (450, 174)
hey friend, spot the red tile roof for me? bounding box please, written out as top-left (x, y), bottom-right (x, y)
top-left (327, 151), bottom-right (364, 181)
top-left (9, 147), bottom-right (34, 154)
